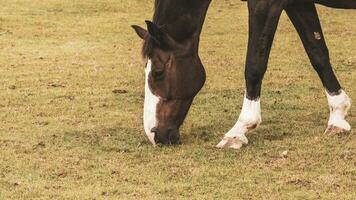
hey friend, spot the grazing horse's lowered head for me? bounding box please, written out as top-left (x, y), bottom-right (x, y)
top-left (132, 0), bottom-right (211, 145)
top-left (132, 0), bottom-right (354, 148)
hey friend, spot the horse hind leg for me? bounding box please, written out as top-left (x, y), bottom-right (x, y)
top-left (325, 90), bottom-right (351, 134)
top-left (286, 3), bottom-right (352, 135)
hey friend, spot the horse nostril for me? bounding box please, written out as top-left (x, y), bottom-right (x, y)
top-left (151, 127), bottom-right (158, 133)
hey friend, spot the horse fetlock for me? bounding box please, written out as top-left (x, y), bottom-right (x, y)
top-left (240, 115), bottom-right (262, 131)
top-left (239, 95), bottom-right (262, 130)
top-left (325, 90), bottom-right (351, 134)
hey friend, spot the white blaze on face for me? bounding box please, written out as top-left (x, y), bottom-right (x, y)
top-left (326, 90), bottom-right (351, 131)
top-left (224, 94), bottom-right (262, 143)
top-left (144, 60), bottom-right (159, 145)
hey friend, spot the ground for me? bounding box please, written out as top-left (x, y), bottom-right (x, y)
top-left (0, 0), bottom-right (355, 199)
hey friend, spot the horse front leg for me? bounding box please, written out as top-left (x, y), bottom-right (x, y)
top-left (286, 3), bottom-right (351, 135)
top-left (217, 0), bottom-right (285, 149)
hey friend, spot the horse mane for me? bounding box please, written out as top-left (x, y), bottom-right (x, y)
top-left (152, 0), bottom-right (162, 23)
top-left (142, 0), bottom-right (162, 58)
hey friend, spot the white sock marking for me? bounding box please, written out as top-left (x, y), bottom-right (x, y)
top-left (143, 60), bottom-right (159, 145)
top-left (224, 94), bottom-right (262, 143)
top-left (326, 90), bottom-right (351, 131)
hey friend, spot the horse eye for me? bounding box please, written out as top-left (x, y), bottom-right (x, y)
top-left (152, 69), bottom-right (165, 81)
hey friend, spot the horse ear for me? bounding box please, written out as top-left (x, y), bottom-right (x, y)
top-left (131, 25), bottom-right (147, 40)
top-left (145, 20), bottom-right (180, 49)
top-left (145, 20), bottom-right (164, 44)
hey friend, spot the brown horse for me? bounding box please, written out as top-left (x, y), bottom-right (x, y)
top-left (132, 0), bottom-right (355, 148)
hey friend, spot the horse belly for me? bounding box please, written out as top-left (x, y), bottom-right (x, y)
top-left (316, 0), bottom-right (356, 9)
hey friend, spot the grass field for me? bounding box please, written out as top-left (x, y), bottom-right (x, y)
top-left (0, 0), bottom-right (355, 199)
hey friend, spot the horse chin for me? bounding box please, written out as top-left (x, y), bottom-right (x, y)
top-left (145, 130), bottom-right (156, 146)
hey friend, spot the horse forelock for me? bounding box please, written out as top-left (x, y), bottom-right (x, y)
top-left (142, 36), bottom-right (155, 58)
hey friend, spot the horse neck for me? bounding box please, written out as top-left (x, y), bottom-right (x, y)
top-left (153, 0), bottom-right (211, 47)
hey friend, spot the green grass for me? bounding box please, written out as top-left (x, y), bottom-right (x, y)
top-left (0, 0), bottom-right (355, 199)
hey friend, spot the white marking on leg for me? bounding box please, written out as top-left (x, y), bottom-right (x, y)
top-left (143, 60), bottom-right (159, 145)
top-left (217, 93), bottom-right (262, 149)
top-left (314, 32), bottom-right (322, 40)
top-left (325, 90), bottom-right (351, 132)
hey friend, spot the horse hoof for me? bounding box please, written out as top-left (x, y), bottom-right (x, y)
top-left (216, 136), bottom-right (248, 149)
top-left (324, 125), bottom-right (350, 135)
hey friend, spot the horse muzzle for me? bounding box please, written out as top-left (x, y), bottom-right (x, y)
top-left (151, 127), bottom-right (180, 145)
